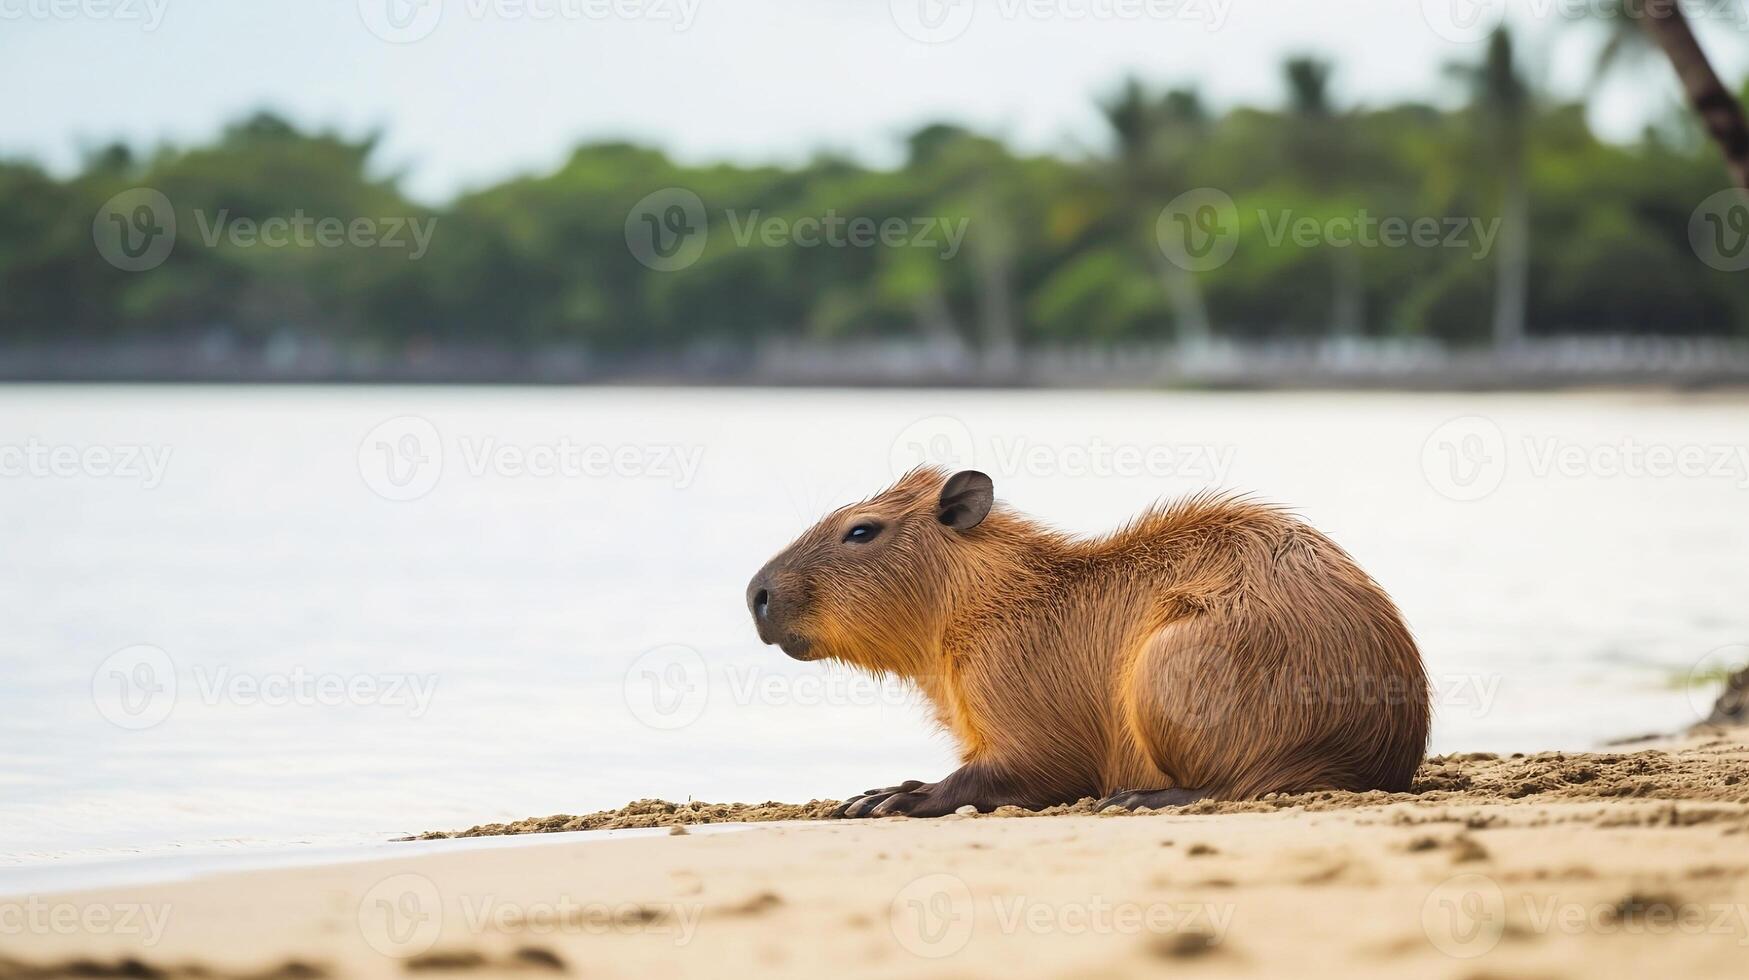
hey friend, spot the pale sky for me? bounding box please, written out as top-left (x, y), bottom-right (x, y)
top-left (3, 0), bottom-right (1745, 201)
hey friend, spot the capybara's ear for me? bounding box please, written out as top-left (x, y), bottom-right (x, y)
top-left (937, 470), bottom-right (994, 530)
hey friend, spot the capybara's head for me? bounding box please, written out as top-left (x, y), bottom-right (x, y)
top-left (746, 467), bottom-right (996, 670)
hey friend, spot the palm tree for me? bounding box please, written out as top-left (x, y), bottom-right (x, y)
top-left (1284, 56), bottom-right (1334, 118)
top-left (903, 124), bottom-right (1023, 374)
top-left (1449, 30), bottom-right (1531, 347)
top-left (1097, 78), bottom-right (1213, 345)
top-left (1638, 0), bottom-right (1749, 188)
top-left (1588, 0), bottom-right (1749, 188)
top-left (1281, 55), bottom-right (1362, 337)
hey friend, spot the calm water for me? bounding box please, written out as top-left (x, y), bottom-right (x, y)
top-left (2, 386), bottom-right (1745, 864)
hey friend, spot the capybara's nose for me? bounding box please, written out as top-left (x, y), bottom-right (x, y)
top-left (746, 572), bottom-right (775, 634)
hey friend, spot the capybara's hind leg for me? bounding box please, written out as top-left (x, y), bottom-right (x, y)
top-left (1095, 788), bottom-right (1208, 812)
top-left (1123, 616), bottom-right (1328, 800)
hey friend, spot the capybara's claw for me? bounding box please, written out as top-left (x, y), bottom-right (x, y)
top-left (832, 780), bottom-right (926, 818)
top-left (1096, 788), bottom-right (1207, 812)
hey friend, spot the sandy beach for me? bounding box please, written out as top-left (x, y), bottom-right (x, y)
top-left (5, 729), bottom-right (1747, 979)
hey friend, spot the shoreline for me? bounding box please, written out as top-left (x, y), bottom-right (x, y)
top-left (4, 730), bottom-right (1746, 978)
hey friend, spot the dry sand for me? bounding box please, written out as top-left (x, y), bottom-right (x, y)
top-left (5, 730), bottom-right (1749, 979)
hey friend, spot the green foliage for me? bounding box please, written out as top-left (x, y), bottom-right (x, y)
top-left (4, 75), bottom-right (1747, 351)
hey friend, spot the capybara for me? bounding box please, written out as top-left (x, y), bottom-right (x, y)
top-left (745, 466), bottom-right (1430, 817)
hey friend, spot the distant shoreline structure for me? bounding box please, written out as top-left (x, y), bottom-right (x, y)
top-left (6, 335), bottom-right (1749, 389)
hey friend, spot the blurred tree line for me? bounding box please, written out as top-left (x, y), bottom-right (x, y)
top-left (3, 35), bottom-right (1746, 355)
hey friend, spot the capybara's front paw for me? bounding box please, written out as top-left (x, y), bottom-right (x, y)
top-left (831, 780), bottom-right (928, 818)
top-left (864, 788), bottom-right (971, 818)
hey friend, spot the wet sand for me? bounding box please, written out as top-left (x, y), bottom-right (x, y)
top-left (5, 730), bottom-right (1748, 979)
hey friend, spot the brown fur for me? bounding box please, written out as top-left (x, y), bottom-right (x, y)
top-left (746, 466), bottom-right (1430, 817)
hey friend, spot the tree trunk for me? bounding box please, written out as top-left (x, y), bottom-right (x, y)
top-left (1331, 247), bottom-right (1363, 338)
top-left (1492, 152), bottom-right (1530, 347)
top-left (1641, 0), bottom-right (1749, 188)
top-left (1153, 254), bottom-right (1213, 346)
top-left (974, 244), bottom-right (1021, 378)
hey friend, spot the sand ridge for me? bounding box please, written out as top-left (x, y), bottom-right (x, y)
top-left (413, 731), bottom-right (1749, 838)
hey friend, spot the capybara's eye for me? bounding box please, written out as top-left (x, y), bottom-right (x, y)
top-left (842, 522), bottom-right (882, 544)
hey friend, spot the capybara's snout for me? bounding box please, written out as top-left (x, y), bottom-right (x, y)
top-left (746, 561), bottom-right (814, 660)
